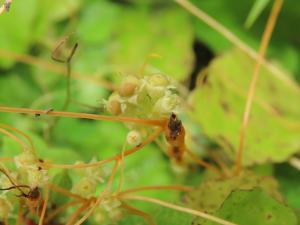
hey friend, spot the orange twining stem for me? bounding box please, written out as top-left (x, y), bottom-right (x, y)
top-left (0, 106), bottom-right (166, 126)
top-left (41, 128), bottom-right (164, 169)
top-left (164, 113), bottom-right (223, 176)
top-left (45, 200), bottom-right (84, 224)
top-left (74, 160), bottom-right (119, 225)
top-left (122, 203), bottom-right (156, 225)
top-left (118, 185), bottom-right (193, 196)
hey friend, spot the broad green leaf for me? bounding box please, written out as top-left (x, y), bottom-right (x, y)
top-left (154, 206), bottom-right (194, 225)
top-left (245, 0), bottom-right (271, 28)
top-left (189, 49), bottom-right (300, 165)
top-left (108, 6), bottom-right (193, 81)
top-left (203, 189), bottom-right (297, 225)
top-left (187, 171), bottom-right (282, 214)
top-left (49, 170), bottom-right (73, 207)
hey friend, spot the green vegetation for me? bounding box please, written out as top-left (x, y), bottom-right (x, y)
top-left (0, 0), bottom-right (299, 225)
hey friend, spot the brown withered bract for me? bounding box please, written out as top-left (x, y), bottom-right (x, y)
top-left (164, 113), bottom-right (186, 163)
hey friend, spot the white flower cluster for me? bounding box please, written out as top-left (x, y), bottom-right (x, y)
top-left (72, 158), bottom-right (105, 197)
top-left (106, 73), bottom-right (181, 145)
top-left (93, 195), bottom-right (123, 224)
top-left (14, 149), bottom-right (48, 188)
top-left (107, 73), bottom-right (180, 118)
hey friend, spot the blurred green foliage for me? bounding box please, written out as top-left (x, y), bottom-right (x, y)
top-left (0, 0), bottom-right (299, 224)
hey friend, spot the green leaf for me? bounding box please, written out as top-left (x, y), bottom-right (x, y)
top-left (187, 171), bottom-right (282, 214)
top-left (49, 170), bottom-right (73, 207)
top-left (203, 189), bottom-right (297, 225)
top-left (154, 206), bottom-right (194, 225)
top-left (245, 0), bottom-right (271, 28)
top-left (188, 49), bottom-right (300, 165)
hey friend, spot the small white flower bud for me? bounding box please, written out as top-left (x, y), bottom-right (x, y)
top-left (153, 93), bottom-right (180, 114)
top-left (118, 76), bottom-right (139, 97)
top-left (107, 94), bottom-right (122, 115)
top-left (126, 130), bottom-right (142, 146)
top-left (145, 74), bottom-right (169, 99)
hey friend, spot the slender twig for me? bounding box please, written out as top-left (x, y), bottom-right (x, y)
top-left (38, 184), bottom-right (50, 225)
top-left (0, 127), bottom-right (27, 151)
top-left (0, 123), bottom-right (38, 157)
top-left (74, 160), bottom-right (119, 225)
top-left (0, 49), bottom-right (116, 90)
top-left (45, 200), bottom-right (83, 223)
top-left (51, 39), bottom-right (78, 111)
top-left (121, 194), bottom-right (236, 225)
top-left (185, 149), bottom-right (223, 176)
top-left (235, 0), bottom-right (283, 174)
top-left (66, 202), bottom-right (90, 225)
top-left (174, 0), bottom-right (300, 95)
top-left (0, 106), bottom-right (165, 127)
top-left (118, 185), bottom-right (193, 196)
top-left (42, 128), bottom-right (163, 170)
top-left (122, 202), bottom-right (156, 225)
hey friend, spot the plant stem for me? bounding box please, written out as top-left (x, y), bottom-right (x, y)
top-left (235, 0), bottom-right (283, 174)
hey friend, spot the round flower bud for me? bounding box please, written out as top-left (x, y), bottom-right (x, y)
top-left (148, 74), bottom-right (169, 86)
top-left (118, 76), bottom-right (139, 97)
top-left (145, 74), bottom-right (169, 99)
top-left (153, 93), bottom-right (180, 115)
top-left (0, 196), bottom-right (13, 219)
top-left (126, 130), bottom-right (142, 146)
top-left (107, 95), bottom-right (121, 115)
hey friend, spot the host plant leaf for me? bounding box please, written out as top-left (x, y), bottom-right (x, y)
top-left (189, 49), bottom-right (300, 165)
